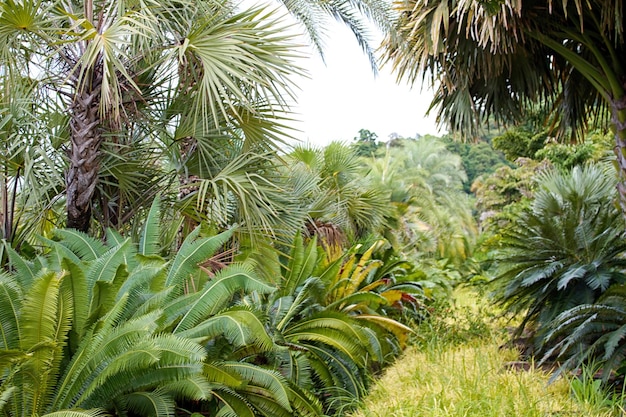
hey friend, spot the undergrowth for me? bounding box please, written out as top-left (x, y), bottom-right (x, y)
top-left (349, 287), bottom-right (624, 417)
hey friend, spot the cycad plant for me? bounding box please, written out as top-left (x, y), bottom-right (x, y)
top-left (0, 198), bottom-right (322, 417)
top-left (542, 284), bottom-right (626, 379)
top-left (491, 163), bottom-right (626, 347)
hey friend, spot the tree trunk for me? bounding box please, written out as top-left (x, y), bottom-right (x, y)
top-left (612, 94), bottom-right (626, 218)
top-left (66, 86), bottom-right (102, 232)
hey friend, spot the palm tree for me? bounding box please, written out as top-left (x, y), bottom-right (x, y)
top-left (0, 0), bottom-right (302, 233)
top-left (381, 0), bottom-right (626, 212)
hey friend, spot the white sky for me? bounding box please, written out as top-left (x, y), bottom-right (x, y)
top-left (288, 22), bottom-right (443, 147)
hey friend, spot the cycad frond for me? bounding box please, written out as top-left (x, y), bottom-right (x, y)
top-left (60, 259), bottom-right (89, 346)
top-left (53, 229), bottom-right (108, 261)
top-left (42, 409), bottom-right (107, 417)
top-left (0, 273), bottom-right (22, 350)
top-left (4, 243), bottom-right (37, 288)
top-left (85, 239), bottom-right (133, 286)
top-left (275, 277), bottom-right (326, 331)
top-left (220, 362), bottom-right (292, 413)
top-left (285, 312), bottom-right (374, 366)
top-left (211, 389), bottom-right (256, 417)
top-left (139, 198), bottom-right (162, 257)
top-left (305, 344), bottom-right (367, 399)
top-left (20, 270), bottom-right (65, 350)
top-left (172, 263), bottom-right (274, 332)
top-left (122, 389), bottom-right (175, 417)
top-left (176, 306), bottom-right (273, 351)
top-left (165, 228), bottom-right (235, 289)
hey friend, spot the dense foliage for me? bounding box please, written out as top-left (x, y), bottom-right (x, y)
top-left (490, 164), bottom-right (626, 356)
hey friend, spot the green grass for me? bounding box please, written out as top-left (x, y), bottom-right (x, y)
top-left (349, 288), bottom-right (621, 417)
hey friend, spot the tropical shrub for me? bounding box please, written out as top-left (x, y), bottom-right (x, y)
top-left (490, 164), bottom-right (626, 348)
top-left (239, 234), bottom-right (422, 415)
top-left (0, 199), bottom-right (319, 417)
top-left (542, 284), bottom-right (626, 379)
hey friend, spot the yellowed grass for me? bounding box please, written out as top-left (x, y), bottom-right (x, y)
top-left (350, 289), bottom-right (615, 417)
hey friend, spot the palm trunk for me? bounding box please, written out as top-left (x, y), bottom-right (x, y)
top-left (66, 85), bottom-right (102, 232)
top-left (612, 94), bottom-right (626, 217)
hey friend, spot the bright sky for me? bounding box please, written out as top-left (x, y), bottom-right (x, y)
top-left (289, 22), bottom-right (443, 147)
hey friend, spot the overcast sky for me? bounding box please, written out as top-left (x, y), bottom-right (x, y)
top-left (288, 22), bottom-right (443, 147)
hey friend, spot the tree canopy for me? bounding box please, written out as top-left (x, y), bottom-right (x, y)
top-left (382, 0), bottom-right (626, 210)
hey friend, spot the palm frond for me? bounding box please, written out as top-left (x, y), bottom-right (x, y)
top-left (172, 263), bottom-right (274, 333)
top-left (139, 198), bottom-right (162, 257)
top-left (53, 229), bottom-right (108, 261)
top-left (165, 228), bottom-right (235, 289)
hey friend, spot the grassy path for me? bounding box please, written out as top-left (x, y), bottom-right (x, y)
top-left (350, 289), bottom-right (617, 417)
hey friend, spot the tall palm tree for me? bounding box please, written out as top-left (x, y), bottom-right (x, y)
top-left (0, 0), bottom-right (302, 233)
top-left (381, 0), bottom-right (626, 212)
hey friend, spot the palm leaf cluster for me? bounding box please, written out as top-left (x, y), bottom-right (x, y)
top-left (0, 0), bottom-right (305, 235)
top-left (491, 164), bottom-right (626, 347)
top-left (382, 0), bottom-right (623, 139)
top-left (286, 142), bottom-right (393, 243)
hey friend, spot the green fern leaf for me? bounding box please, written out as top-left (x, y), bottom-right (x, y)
top-left (173, 263), bottom-right (274, 333)
top-left (165, 228), bottom-right (235, 289)
top-left (139, 198), bottom-right (161, 257)
top-left (53, 229), bottom-right (108, 261)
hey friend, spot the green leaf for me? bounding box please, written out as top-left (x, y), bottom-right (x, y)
top-left (173, 263), bottom-right (274, 332)
top-left (53, 229), bottom-right (108, 261)
top-left (165, 228), bottom-right (235, 289)
top-left (139, 197), bottom-right (161, 256)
